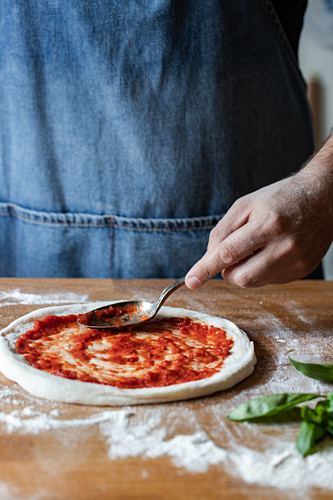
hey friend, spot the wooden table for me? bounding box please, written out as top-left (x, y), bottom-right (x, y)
top-left (0, 279), bottom-right (332, 500)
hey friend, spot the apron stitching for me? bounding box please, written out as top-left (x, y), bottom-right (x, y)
top-left (0, 203), bottom-right (222, 230)
top-left (112, 225), bottom-right (217, 233)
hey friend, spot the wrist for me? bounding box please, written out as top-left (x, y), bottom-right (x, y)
top-left (297, 133), bottom-right (333, 217)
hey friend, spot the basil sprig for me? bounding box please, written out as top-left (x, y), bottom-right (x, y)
top-left (296, 421), bottom-right (327, 456)
top-left (227, 393), bottom-right (319, 421)
top-left (296, 394), bottom-right (333, 455)
top-left (227, 359), bottom-right (333, 457)
top-left (289, 356), bottom-right (333, 382)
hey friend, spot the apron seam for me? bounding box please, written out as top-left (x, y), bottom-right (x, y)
top-left (0, 202), bottom-right (222, 230)
top-left (112, 224), bottom-right (217, 233)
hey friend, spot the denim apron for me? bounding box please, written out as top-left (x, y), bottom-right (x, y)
top-left (0, 1), bottom-right (314, 278)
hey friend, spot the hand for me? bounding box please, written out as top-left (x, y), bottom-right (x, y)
top-left (185, 137), bottom-right (333, 289)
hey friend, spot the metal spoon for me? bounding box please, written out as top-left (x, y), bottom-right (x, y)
top-left (77, 277), bottom-right (186, 330)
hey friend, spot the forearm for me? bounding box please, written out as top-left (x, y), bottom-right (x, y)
top-left (295, 132), bottom-right (333, 240)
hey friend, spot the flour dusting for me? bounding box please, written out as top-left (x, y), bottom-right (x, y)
top-left (98, 402), bottom-right (333, 492)
top-left (100, 409), bottom-right (227, 473)
top-left (0, 289), bottom-right (88, 307)
top-left (1, 357), bottom-right (333, 494)
top-left (228, 438), bottom-right (333, 491)
top-left (0, 405), bottom-right (130, 434)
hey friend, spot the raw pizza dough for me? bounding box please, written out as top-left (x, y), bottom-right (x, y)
top-left (0, 303), bottom-right (256, 406)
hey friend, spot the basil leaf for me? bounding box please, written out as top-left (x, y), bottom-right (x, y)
top-left (296, 421), bottom-right (327, 456)
top-left (246, 407), bottom-right (303, 425)
top-left (326, 393), bottom-right (333, 410)
top-left (289, 357), bottom-right (333, 382)
top-left (301, 397), bottom-right (333, 433)
top-left (301, 401), bottom-right (328, 423)
top-left (326, 420), bottom-right (333, 437)
top-left (227, 393), bottom-right (319, 421)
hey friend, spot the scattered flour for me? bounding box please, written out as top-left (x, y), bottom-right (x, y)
top-left (0, 481), bottom-right (47, 500)
top-left (227, 438), bottom-right (333, 491)
top-left (1, 381), bottom-right (333, 494)
top-left (0, 289), bottom-right (88, 307)
top-left (0, 404), bottom-right (127, 434)
top-left (99, 410), bottom-right (227, 473)
top-left (99, 404), bottom-right (333, 492)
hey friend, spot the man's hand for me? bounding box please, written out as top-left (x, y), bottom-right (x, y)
top-left (185, 135), bottom-right (333, 289)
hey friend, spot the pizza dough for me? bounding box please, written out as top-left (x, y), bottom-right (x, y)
top-left (0, 303), bottom-right (256, 406)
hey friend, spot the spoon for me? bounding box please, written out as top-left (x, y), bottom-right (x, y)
top-left (77, 277), bottom-right (186, 330)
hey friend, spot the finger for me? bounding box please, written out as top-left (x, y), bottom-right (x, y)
top-left (185, 222), bottom-right (265, 289)
top-left (207, 199), bottom-right (251, 252)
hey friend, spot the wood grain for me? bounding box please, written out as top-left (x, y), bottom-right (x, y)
top-left (0, 279), bottom-right (333, 500)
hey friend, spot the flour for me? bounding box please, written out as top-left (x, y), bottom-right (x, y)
top-left (0, 289), bottom-right (88, 307)
top-left (2, 380), bottom-right (332, 494)
top-left (100, 408), bottom-right (228, 473)
top-left (0, 482), bottom-right (47, 500)
top-left (227, 438), bottom-right (333, 491)
top-left (98, 403), bottom-right (333, 492)
top-left (0, 406), bottom-right (131, 434)
top-left (0, 384), bottom-right (131, 433)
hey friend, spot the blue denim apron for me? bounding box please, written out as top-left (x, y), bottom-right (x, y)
top-left (0, 1), bottom-right (314, 278)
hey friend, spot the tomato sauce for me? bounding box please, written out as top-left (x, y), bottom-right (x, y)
top-left (16, 314), bottom-right (234, 389)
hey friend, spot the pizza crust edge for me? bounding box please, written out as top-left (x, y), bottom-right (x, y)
top-left (0, 303), bottom-right (256, 406)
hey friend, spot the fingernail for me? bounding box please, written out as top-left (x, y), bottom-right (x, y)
top-left (186, 276), bottom-right (201, 289)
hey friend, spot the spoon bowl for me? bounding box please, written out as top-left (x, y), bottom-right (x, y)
top-left (77, 277), bottom-right (185, 330)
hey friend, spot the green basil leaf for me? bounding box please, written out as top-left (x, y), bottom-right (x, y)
top-left (326, 393), bottom-right (333, 410)
top-left (301, 397), bottom-right (333, 435)
top-left (296, 421), bottom-right (327, 456)
top-left (289, 357), bottom-right (333, 382)
top-left (227, 393), bottom-right (320, 421)
top-left (326, 420), bottom-right (333, 437)
top-left (301, 401), bottom-right (329, 423)
top-left (245, 407), bottom-right (303, 425)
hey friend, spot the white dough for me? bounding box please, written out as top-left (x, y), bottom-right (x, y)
top-left (0, 303), bottom-right (256, 406)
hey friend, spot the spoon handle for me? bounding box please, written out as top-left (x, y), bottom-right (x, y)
top-left (152, 277), bottom-right (186, 313)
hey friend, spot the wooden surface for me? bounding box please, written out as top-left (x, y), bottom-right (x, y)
top-left (0, 278), bottom-right (333, 500)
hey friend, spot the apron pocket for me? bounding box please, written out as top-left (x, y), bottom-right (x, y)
top-left (0, 203), bottom-right (222, 278)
